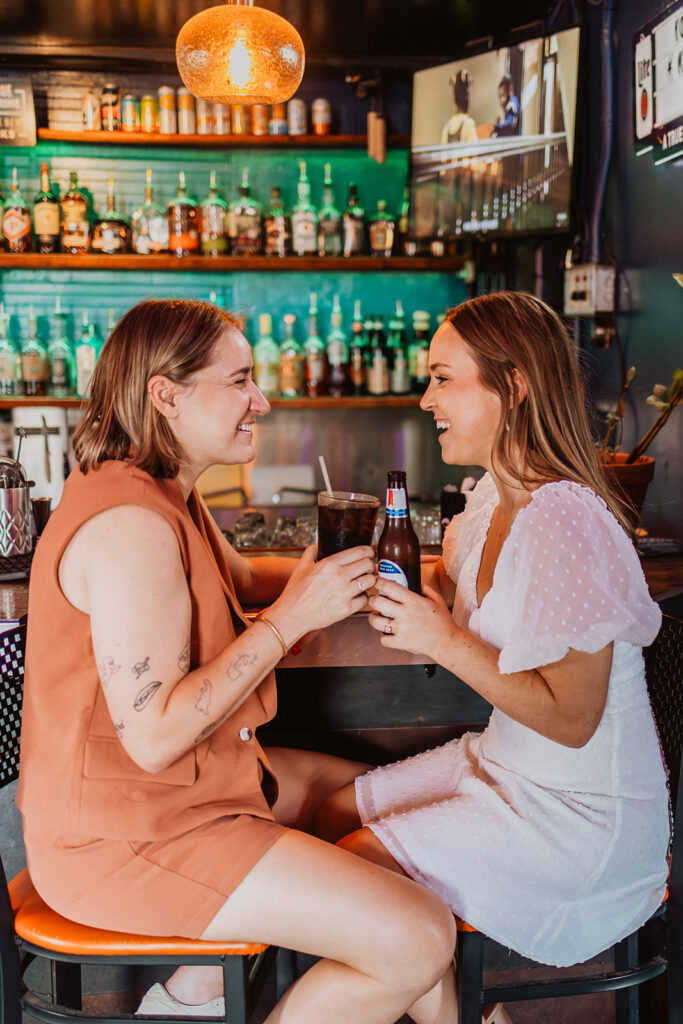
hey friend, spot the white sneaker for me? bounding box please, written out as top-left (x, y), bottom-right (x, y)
top-left (136, 983), bottom-right (225, 1017)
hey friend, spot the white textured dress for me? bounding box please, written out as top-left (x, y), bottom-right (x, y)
top-left (356, 474), bottom-right (670, 967)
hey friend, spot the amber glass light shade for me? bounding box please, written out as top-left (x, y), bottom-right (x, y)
top-left (176, 0), bottom-right (305, 107)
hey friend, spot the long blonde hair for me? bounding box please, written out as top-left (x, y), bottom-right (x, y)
top-left (446, 291), bottom-right (635, 536)
top-left (73, 299), bottom-right (242, 478)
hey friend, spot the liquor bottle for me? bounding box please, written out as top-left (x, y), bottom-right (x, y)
top-left (33, 162), bottom-right (61, 254)
top-left (0, 188), bottom-right (5, 253)
top-left (167, 171), bottom-right (199, 257)
top-left (106, 308), bottom-right (117, 336)
top-left (388, 300), bottom-right (411, 395)
top-left (200, 170), bottom-right (228, 255)
top-left (131, 169), bottom-right (169, 254)
top-left (278, 313), bottom-right (304, 398)
top-left (264, 186), bottom-right (290, 257)
top-left (291, 161), bottom-right (318, 257)
top-left (342, 183), bottom-right (365, 257)
top-left (253, 312), bottom-right (280, 398)
top-left (302, 292), bottom-right (328, 397)
top-left (60, 171), bottom-right (90, 255)
top-left (227, 167), bottom-right (263, 255)
top-left (2, 167), bottom-right (32, 253)
top-left (92, 178), bottom-right (131, 254)
top-left (411, 310), bottom-right (431, 392)
top-left (74, 312), bottom-right (99, 399)
top-left (366, 315), bottom-right (389, 397)
top-left (21, 306), bottom-right (49, 397)
top-left (368, 199), bottom-right (396, 257)
top-left (48, 298), bottom-right (74, 397)
top-left (349, 299), bottom-right (367, 397)
top-left (317, 162), bottom-right (341, 256)
top-left (0, 303), bottom-right (20, 396)
top-left (326, 295), bottom-right (351, 397)
top-left (397, 185), bottom-right (411, 254)
top-left (377, 469), bottom-right (421, 594)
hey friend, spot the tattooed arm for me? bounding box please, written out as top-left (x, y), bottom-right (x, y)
top-left (59, 503), bottom-right (375, 773)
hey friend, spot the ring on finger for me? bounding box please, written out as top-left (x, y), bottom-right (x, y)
top-left (383, 622), bottom-right (392, 635)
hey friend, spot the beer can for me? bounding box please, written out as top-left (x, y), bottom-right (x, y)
top-left (158, 87), bottom-right (177, 134)
top-left (312, 97), bottom-right (332, 135)
top-left (177, 88), bottom-right (196, 134)
top-left (213, 102), bottom-right (230, 135)
top-left (100, 83), bottom-right (120, 131)
top-left (196, 97), bottom-right (215, 135)
top-left (231, 104), bottom-right (250, 135)
top-left (140, 95), bottom-right (159, 134)
top-left (269, 103), bottom-right (288, 135)
top-left (82, 91), bottom-right (101, 131)
top-left (121, 94), bottom-right (140, 133)
top-left (287, 98), bottom-right (307, 136)
top-left (251, 104), bottom-right (270, 136)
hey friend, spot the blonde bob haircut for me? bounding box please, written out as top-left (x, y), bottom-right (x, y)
top-left (72, 299), bottom-right (243, 478)
top-left (445, 291), bottom-right (634, 537)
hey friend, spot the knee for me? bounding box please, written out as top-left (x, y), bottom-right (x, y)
top-left (403, 893), bottom-right (457, 991)
top-left (315, 784), bottom-right (360, 843)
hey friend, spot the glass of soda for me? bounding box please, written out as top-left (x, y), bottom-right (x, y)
top-left (317, 490), bottom-right (380, 559)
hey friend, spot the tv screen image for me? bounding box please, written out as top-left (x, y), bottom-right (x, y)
top-left (410, 27), bottom-right (580, 240)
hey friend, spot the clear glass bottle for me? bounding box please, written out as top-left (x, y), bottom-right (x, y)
top-left (74, 312), bottom-right (100, 399)
top-left (264, 186), bottom-right (290, 257)
top-left (366, 315), bottom-right (389, 397)
top-left (303, 292), bottom-right (328, 397)
top-left (317, 162), bottom-right (341, 256)
top-left (388, 299), bottom-right (411, 395)
top-left (48, 297), bottom-right (74, 397)
top-left (92, 178), bottom-right (131, 254)
top-left (167, 171), bottom-right (199, 257)
top-left (326, 295), bottom-right (350, 397)
top-left (342, 182), bottom-right (365, 257)
top-left (132, 169), bottom-right (169, 254)
top-left (0, 303), bottom-right (20, 396)
top-left (291, 161), bottom-right (318, 257)
top-left (2, 167), bottom-right (32, 253)
top-left (368, 199), bottom-right (396, 257)
top-left (21, 306), bottom-right (49, 397)
top-left (200, 170), bottom-right (228, 256)
top-left (278, 313), bottom-right (304, 398)
top-left (411, 310), bottom-right (431, 392)
top-left (60, 171), bottom-right (90, 255)
top-left (227, 167), bottom-right (263, 256)
top-left (33, 162), bottom-right (61, 254)
top-left (253, 312), bottom-right (280, 399)
top-left (349, 299), bottom-right (367, 397)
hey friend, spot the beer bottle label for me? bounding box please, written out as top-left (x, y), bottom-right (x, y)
top-left (34, 203), bottom-right (60, 236)
top-left (385, 487), bottom-right (408, 518)
top-left (22, 353), bottom-right (48, 382)
top-left (279, 353), bottom-right (304, 395)
top-left (378, 559), bottom-right (409, 589)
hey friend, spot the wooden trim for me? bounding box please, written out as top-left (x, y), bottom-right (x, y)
top-left (0, 253), bottom-right (462, 272)
top-left (0, 395), bottom-right (421, 410)
top-left (38, 129), bottom-right (410, 149)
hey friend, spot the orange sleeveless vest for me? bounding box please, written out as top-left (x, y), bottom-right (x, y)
top-left (17, 461), bottom-right (278, 842)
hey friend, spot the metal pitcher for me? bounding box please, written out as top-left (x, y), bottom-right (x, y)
top-left (0, 456), bottom-right (32, 557)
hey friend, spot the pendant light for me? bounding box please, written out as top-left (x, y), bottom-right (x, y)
top-left (176, 0), bottom-right (305, 107)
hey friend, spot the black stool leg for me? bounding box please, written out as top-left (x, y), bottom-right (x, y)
top-left (614, 933), bottom-right (639, 1024)
top-left (51, 961), bottom-right (82, 1010)
top-left (223, 956), bottom-right (249, 1024)
top-left (457, 930), bottom-right (484, 1024)
top-left (276, 947), bottom-right (297, 998)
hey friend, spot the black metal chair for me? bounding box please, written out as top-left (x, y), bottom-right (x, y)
top-left (456, 613), bottom-right (683, 1024)
top-left (0, 618), bottom-right (294, 1024)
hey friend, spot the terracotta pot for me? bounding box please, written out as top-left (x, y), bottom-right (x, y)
top-left (598, 452), bottom-right (655, 524)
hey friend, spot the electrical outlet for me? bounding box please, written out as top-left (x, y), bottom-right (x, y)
top-left (564, 263), bottom-right (616, 316)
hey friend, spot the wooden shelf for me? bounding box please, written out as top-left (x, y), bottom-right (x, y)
top-left (0, 395), bottom-right (421, 410)
top-left (0, 253), bottom-right (462, 272)
top-left (38, 128), bottom-right (410, 149)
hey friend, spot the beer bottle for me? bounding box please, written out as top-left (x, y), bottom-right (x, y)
top-left (377, 470), bottom-right (421, 593)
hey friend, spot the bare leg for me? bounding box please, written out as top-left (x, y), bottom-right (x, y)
top-left (316, 776), bottom-right (363, 842)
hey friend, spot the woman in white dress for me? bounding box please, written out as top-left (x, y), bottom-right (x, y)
top-left (319, 291), bottom-right (669, 1013)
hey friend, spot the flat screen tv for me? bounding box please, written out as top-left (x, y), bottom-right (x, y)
top-left (410, 27), bottom-right (580, 241)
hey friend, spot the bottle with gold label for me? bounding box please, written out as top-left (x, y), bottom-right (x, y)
top-left (92, 178), bottom-right (131, 254)
top-left (2, 167), bottom-right (32, 253)
top-left (278, 313), bottom-right (304, 398)
top-left (264, 187), bottom-right (290, 257)
top-left (167, 171), bottom-right (199, 257)
top-left (227, 168), bottom-right (263, 255)
top-left (410, 309), bottom-right (431, 392)
top-left (33, 163), bottom-right (60, 254)
top-left (60, 171), bottom-right (90, 254)
top-left (200, 171), bottom-right (228, 256)
top-left (0, 303), bottom-right (20, 396)
top-left (21, 306), bottom-right (49, 397)
top-left (131, 169), bottom-right (168, 255)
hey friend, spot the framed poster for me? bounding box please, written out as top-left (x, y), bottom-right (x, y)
top-left (634, 0), bottom-right (683, 164)
top-left (0, 76), bottom-right (37, 147)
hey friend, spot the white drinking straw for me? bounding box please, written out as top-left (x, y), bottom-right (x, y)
top-left (319, 455), bottom-right (333, 495)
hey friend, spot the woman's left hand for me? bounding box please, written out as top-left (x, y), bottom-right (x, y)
top-left (368, 581), bottom-right (458, 660)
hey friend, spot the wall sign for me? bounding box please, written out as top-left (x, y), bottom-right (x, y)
top-left (634, 0), bottom-right (683, 164)
top-left (0, 76), bottom-right (36, 147)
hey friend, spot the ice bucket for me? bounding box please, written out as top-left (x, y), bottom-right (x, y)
top-left (0, 457), bottom-right (32, 557)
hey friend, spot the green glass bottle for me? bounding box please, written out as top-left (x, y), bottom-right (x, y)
top-left (278, 314), bottom-right (304, 398)
top-left (21, 306), bottom-right (49, 397)
top-left (388, 299), bottom-right (410, 394)
top-left (92, 178), bottom-right (131, 254)
top-left (326, 295), bottom-right (350, 397)
top-left (0, 302), bottom-right (19, 396)
top-left (253, 312), bottom-right (280, 398)
top-left (317, 163), bottom-right (342, 256)
top-left (48, 298), bottom-right (75, 397)
top-left (349, 299), bottom-right (367, 396)
top-left (75, 312), bottom-right (100, 399)
top-left (291, 162), bottom-right (318, 256)
top-left (303, 292), bottom-right (328, 397)
top-left (227, 167), bottom-right (263, 255)
top-left (200, 170), bottom-right (228, 255)
top-left (342, 182), bottom-right (365, 257)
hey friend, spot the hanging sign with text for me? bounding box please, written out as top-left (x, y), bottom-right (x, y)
top-left (634, 0), bottom-right (683, 165)
top-left (0, 77), bottom-right (37, 147)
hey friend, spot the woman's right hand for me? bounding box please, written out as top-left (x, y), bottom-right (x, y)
top-left (266, 544), bottom-right (376, 648)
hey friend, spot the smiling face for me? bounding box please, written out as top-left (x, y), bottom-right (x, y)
top-left (419, 322), bottom-right (503, 470)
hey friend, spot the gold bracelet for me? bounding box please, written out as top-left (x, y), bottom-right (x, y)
top-left (256, 614), bottom-right (288, 659)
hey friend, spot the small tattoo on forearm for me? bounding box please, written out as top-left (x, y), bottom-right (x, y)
top-left (193, 711), bottom-right (229, 746)
top-left (178, 637), bottom-right (191, 673)
top-left (195, 678), bottom-right (212, 716)
top-left (114, 721), bottom-right (125, 733)
top-left (100, 657), bottom-right (121, 684)
top-left (134, 680), bottom-right (162, 711)
top-left (132, 656), bottom-right (150, 679)
top-left (227, 651), bottom-right (258, 681)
